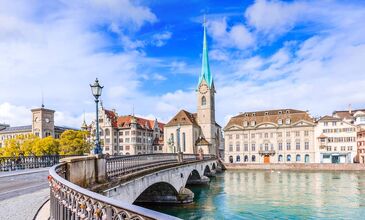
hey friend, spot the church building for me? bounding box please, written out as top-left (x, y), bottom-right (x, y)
top-left (164, 21), bottom-right (222, 156)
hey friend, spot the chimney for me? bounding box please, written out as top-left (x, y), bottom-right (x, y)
top-left (349, 104), bottom-right (352, 114)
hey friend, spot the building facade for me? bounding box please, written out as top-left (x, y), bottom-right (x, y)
top-left (0, 106), bottom-right (71, 148)
top-left (357, 130), bottom-right (365, 164)
top-left (315, 116), bottom-right (357, 163)
top-left (87, 108), bottom-right (164, 155)
top-left (224, 109), bottom-right (316, 164)
top-left (164, 21), bottom-right (222, 156)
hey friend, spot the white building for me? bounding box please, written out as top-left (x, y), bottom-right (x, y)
top-left (315, 116), bottom-right (357, 163)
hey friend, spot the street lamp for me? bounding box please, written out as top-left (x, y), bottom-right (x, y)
top-left (90, 78), bottom-right (104, 155)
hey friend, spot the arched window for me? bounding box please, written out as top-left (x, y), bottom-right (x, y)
top-left (287, 154), bottom-right (291, 162)
top-left (278, 155), bottom-right (283, 162)
top-left (236, 155), bottom-right (240, 162)
top-left (244, 155), bottom-right (248, 162)
top-left (296, 154), bottom-right (301, 162)
top-left (305, 154), bottom-right (310, 163)
top-left (252, 155), bottom-right (256, 162)
top-left (105, 128), bottom-right (110, 136)
top-left (229, 156), bottom-right (233, 163)
top-left (201, 96), bottom-right (206, 105)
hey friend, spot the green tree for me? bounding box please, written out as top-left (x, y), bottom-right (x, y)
top-left (59, 130), bottom-right (91, 155)
top-left (32, 136), bottom-right (59, 156)
top-left (21, 134), bottom-right (40, 156)
top-left (1, 135), bottom-right (26, 157)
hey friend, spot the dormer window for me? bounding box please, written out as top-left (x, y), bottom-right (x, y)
top-left (286, 110), bottom-right (290, 114)
top-left (265, 112), bottom-right (269, 115)
top-left (278, 119), bottom-right (283, 125)
top-left (286, 118), bottom-right (291, 125)
top-left (252, 113), bottom-right (256, 116)
top-left (251, 121), bottom-right (256, 126)
top-left (245, 113), bottom-right (248, 117)
top-left (243, 121), bottom-right (248, 127)
top-left (278, 111), bottom-right (282, 114)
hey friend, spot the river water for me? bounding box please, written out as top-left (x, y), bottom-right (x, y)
top-left (141, 170), bottom-right (365, 219)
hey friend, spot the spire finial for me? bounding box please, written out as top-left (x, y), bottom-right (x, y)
top-left (41, 89), bottom-right (44, 108)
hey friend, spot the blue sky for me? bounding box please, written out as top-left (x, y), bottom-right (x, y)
top-left (0, 0), bottom-right (365, 127)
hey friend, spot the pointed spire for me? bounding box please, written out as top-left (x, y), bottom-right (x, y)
top-left (81, 111), bottom-right (87, 130)
top-left (198, 14), bottom-right (213, 88)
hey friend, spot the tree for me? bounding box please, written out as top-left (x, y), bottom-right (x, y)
top-left (59, 130), bottom-right (91, 155)
top-left (32, 136), bottom-right (59, 156)
top-left (1, 134), bottom-right (26, 157)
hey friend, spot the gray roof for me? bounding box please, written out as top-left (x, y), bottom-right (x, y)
top-left (0, 125), bottom-right (32, 134)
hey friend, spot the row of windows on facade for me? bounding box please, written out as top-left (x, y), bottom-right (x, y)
top-left (322, 121), bottom-right (345, 127)
top-left (242, 118), bottom-right (293, 127)
top-left (104, 145), bottom-right (163, 151)
top-left (96, 129), bottom-right (157, 137)
top-left (228, 131), bottom-right (310, 140)
top-left (324, 146), bottom-right (353, 151)
top-left (0, 131), bottom-right (54, 140)
top-left (228, 142), bottom-right (311, 152)
top-left (322, 128), bottom-right (356, 133)
top-left (243, 110), bottom-right (292, 117)
top-left (358, 141), bottom-right (365, 147)
top-left (320, 137), bottom-right (356, 143)
top-left (100, 137), bottom-right (156, 145)
top-left (230, 154), bottom-right (310, 163)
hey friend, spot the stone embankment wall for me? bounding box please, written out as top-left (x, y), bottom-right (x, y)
top-left (224, 163), bottom-right (365, 171)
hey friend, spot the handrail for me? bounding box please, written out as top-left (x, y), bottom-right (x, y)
top-left (49, 163), bottom-right (181, 220)
top-left (48, 153), bottom-right (217, 220)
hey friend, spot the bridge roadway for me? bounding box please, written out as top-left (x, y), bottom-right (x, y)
top-left (0, 168), bottom-right (50, 220)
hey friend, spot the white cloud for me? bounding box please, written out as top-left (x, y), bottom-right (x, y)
top-left (151, 31), bottom-right (172, 47)
top-left (208, 18), bottom-right (255, 50)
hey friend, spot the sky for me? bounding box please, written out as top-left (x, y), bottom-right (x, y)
top-left (0, 0), bottom-right (365, 128)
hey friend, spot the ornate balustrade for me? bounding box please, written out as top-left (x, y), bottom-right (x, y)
top-left (49, 163), bottom-right (180, 220)
top-left (0, 155), bottom-right (76, 172)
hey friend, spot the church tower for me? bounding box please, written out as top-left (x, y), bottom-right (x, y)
top-left (197, 18), bottom-right (216, 152)
top-left (31, 105), bottom-right (55, 138)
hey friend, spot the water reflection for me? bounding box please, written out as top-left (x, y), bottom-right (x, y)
top-left (141, 170), bottom-right (365, 219)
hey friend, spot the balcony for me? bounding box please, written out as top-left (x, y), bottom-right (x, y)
top-left (258, 150), bottom-right (276, 155)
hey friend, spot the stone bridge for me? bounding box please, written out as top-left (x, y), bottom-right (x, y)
top-left (48, 153), bottom-right (220, 220)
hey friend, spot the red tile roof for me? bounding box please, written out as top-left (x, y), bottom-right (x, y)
top-left (104, 109), bottom-right (118, 128)
top-left (117, 115), bottom-right (164, 130)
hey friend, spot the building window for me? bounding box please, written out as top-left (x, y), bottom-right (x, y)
top-left (304, 131), bottom-right (309, 136)
top-left (265, 112), bottom-right (268, 115)
top-left (251, 133), bottom-right (255, 139)
top-left (296, 154), bottom-right (301, 162)
top-left (324, 122), bottom-right (328, 126)
top-left (182, 132), bottom-right (186, 152)
top-left (244, 155), bottom-right (248, 162)
top-left (341, 146), bottom-right (346, 151)
top-left (251, 121), bottom-right (256, 126)
top-left (278, 119), bottom-right (283, 125)
top-left (277, 132), bottom-right (282, 137)
top-left (305, 154), bottom-right (310, 163)
top-left (305, 142), bottom-right (309, 150)
top-left (332, 122), bottom-right (337, 126)
top-left (119, 131), bottom-right (123, 136)
top-left (244, 144), bottom-right (248, 151)
top-left (236, 155), bottom-right (240, 162)
top-left (105, 129), bottom-right (110, 136)
top-left (243, 121), bottom-right (248, 127)
top-left (201, 96), bottom-right (206, 105)
top-left (252, 155), bottom-right (256, 162)
top-left (251, 144), bottom-right (256, 151)
top-left (348, 146), bottom-right (353, 151)
top-left (125, 131), bottom-right (130, 135)
top-left (278, 143), bottom-right (283, 151)
top-left (327, 146), bottom-right (331, 151)
top-left (286, 118), bottom-right (291, 125)
top-left (278, 155), bottom-right (283, 162)
top-left (243, 134), bottom-right (248, 139)
top-left (229, 144), bottom-right (233, 152)
top-left (296, 142), bottom-right (300, 150)
top-left (286, 142), bottom-right (291, 150)
top-left (295, 131), bottom-right (300, 137)
top-left (287, 154), bottom-right (291, 162)
top-left (286, 132), bottom-right (290, 137)
top-left (264, 133), bottom-right (268, 138)
top-left (236, 142), bottom-right (240, 152)
top-left (236, 134), bottom-right (240, 139)
top-left (228, 135), bottom-right (232, 140)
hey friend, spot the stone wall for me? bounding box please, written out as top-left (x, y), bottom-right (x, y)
top-left (224, 163), bottom-right (365, 171)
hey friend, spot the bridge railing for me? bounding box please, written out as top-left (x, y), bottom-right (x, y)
top-left (49, 163), bottom-right (180, 220)
top-left (106, 153), bottom-right (178, 179)
top-left (0, 155), bottom-right (77, 172)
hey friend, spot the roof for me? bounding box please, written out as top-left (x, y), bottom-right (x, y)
top-left (117, 115), bottom-right (164, 131)
top-left (318, 133), bottom-right (328, 138)
top-left (196, 136), bottom-right (210, 146)
top-left (165, 110), bottom-right (199, 127)
top-left (318, 115), bottom-right (341, 121)
top-left (225, 109), bottom-right (314, 130)
top-left (197, 22), bottom-right (213, 89)
top-left (104, 109), bottom-right (118, 128)
top-left (0, 125), bottom-right (32, 134)
top-left (333, 109), bottom-right (365, 120)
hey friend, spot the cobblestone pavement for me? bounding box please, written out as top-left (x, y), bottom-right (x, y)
top-left (0, 169), bottom-right (50, 220)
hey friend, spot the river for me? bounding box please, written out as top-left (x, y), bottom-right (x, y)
top-left (140, 170), bottom-right (365, 219)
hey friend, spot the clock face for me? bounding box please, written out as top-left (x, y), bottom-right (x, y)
top-left (199, 84), bottom-right (208, 94)
top-left (45, 118), bottom-right (50, 123)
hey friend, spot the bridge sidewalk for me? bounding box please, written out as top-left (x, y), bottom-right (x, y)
top-left (0, 167), bottom-right (50, 178)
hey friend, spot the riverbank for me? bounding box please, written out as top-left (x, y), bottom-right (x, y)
top-left (223, 163), bottom-right (365, 171)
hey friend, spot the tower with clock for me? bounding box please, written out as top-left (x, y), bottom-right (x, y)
top-left (31, 104), bottom-right (55, 138)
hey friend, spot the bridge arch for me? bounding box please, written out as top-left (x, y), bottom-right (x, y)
top-left (134, 182), bottom-right (178, 204)
top-left (203, 165), bottom-right (211, 176)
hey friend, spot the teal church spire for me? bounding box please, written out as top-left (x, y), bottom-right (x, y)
top-left (198, 16), bottom-right (213, 88)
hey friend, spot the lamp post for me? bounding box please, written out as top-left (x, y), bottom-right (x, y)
top-left (177, 124), bottom-right (181, 153)
top-left (90, 78), bottom-right (104, 155)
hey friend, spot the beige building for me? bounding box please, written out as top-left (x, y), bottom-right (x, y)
top-left (315, 116), bottom-right (357, 163)
top-left (0, 105), bottom-right (71, 148)
top-left (224, 109), bottom-right (316, 164)
top-left (87, 107), bottom-right (164, 155)
top-left (357, 130), bottom-right (365, 163)
top-left (164, 22), bottom-right (222, 156)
